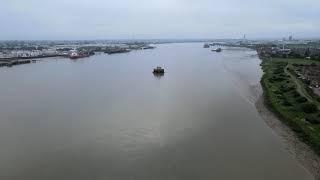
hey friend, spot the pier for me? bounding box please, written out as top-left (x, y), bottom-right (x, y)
top-left (0, 60), bottom-right (31, 67)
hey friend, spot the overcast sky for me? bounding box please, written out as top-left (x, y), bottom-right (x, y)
top-left (0, 0), bottom-right (319, 40)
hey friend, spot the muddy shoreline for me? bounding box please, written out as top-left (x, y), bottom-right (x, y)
top-left (255, 94), bottom-right (320, 179)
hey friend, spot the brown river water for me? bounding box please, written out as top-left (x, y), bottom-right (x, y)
top-left (0, 43), bottom-right (313, 180)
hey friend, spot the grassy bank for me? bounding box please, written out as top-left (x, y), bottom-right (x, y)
top-left (260, 57), bottom-right (320, 155)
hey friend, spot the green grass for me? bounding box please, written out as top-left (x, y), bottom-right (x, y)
top-left (261, 57), bottom-right (320, 155)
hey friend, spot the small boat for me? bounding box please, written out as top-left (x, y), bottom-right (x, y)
top-left (153, 67), bottom-right (165, 74)
top-left (203, 44), bottom-right (210, 48)
top-left (212, 48), bottom-right (222, 52)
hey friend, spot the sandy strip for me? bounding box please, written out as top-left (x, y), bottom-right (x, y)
top-left (255, 95), bottom-right (320, 179)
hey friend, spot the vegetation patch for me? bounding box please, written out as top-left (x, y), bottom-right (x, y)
top-left (261, 57), bottom-right (320, 155)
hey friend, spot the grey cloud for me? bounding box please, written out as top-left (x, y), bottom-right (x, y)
top-left (0, 0), bottom-right (319, 40)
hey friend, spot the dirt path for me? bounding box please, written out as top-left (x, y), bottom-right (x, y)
top-left (285, 64), bottom-right (314, 102)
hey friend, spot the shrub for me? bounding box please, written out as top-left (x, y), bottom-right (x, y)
top-left (280, 85), bottom-right (295, 92)
top-left (296, 97), bottom-right (308, 103)
top-left (274, 69), bottom-right (283, 74)
top-left (301, 103), bottom-right (318, 113)
top-left (268, 78), bottom-right (274, 83)
top-left (291, 91), bottom-right (300, 98)
top-left (282, 100), bottom-right (292, 106)
top-left (305, 116), bottom-right (320, 124)
top-left (276, 94), bottom-right (285, 100)
top-left (274, 90), bottom-right (282, 95)
top-left (289, 52), bottom-right (302, 58)
top-left (271, 76), bottom-right (285, 82)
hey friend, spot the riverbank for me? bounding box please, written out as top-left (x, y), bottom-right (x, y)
top-left (256, 95), bottom-right (320, 179)
top-left (256, 57), bottom-right (320, 179)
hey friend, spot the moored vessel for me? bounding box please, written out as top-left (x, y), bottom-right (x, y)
top-left (69, 51), bottom-right (90, 59)
top-left (212, 48), bottom-right (222, 52)
top-left (153, 67), bottom-right (165, 74)
top-left (203, 44), bottom-right (210, 48)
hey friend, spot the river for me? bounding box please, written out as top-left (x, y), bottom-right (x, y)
top-left (0, 43), bottom-right (313, 180)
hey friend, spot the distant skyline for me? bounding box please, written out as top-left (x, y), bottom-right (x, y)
top-left (1, 0), bottom-right (320, 40)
